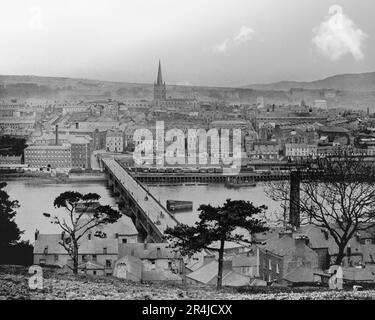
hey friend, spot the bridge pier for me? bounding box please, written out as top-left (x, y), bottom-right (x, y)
top-left (289, 171), bottom-right (300, 228)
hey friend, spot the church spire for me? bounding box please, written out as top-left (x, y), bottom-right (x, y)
top-left (157, 60), bottom-right (163, 85)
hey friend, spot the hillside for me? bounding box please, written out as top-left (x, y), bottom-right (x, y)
top-left (1, 73), bottom-right (375, 110)
top-left (246, 72), bottom-right (375, 92)
top-left (1, 266), bottom-right (375, 300)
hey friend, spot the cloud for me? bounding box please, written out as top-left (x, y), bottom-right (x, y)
top-left (312, 5), bottom-right (367, 61)
top-left (176, 80), bottom-right (192, 86)
top-left (233, 26), bottom-right (255, 44)
top-left (210, 25), bottom-right (255, 54)
top-left (212, 39), bottom-right (230, 53)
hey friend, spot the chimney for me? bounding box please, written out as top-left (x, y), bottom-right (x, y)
top-left (279, 229), bottom-right (293, 239)
top-left (55, 124), bottom-right (59, 145)
top-left (35, 229), bottom-right (39, 241)
top-left (203, 254), bottom-right (215, 265)
top-left (222, 259), bottom-right (233, 271)
top-left (156, 247), bottom-right (161, 258)
top-left (294, 235), bottom-right (309, 258)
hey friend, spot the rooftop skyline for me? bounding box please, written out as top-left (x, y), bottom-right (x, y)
top-left (0, 0), bottom-right (374, 87)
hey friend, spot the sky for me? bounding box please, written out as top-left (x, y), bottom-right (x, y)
top-left (0, 0), bottom-right (374, 87)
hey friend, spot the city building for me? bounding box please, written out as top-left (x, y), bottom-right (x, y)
top-left (0, 155), bottom-right (22, 165)
top-left (106, 129), bottom-right (124, 153)
top-left (284, 144), bottom-right (318, 158)
top-left (247, 141), bottom-right (279, 160)
top-left (24, 144), bottom-right (72, 169)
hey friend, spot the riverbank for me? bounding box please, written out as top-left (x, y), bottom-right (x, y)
top-left (1, 266), bottom-right (375, 300)
top-left (2, 172), bottom-right (106, 183)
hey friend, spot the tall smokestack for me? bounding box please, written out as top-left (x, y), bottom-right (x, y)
top-left (55, 124), bottom-right (59, 145)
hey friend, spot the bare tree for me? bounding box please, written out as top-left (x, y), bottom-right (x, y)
top-left (265, 149), bottom-right (375, 265)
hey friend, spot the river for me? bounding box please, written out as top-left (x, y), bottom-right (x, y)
top-left (4, 180), bottom-right (117, 242)
top-left (5, 180), bottom-right (280, 242)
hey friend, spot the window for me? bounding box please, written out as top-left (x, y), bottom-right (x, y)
top-left (92, 255), bottom-right (97, 262)
top-left (122, 238), bottom-right (127, 244)
top-left (365, 239), bottom-right (372, 245)
top-left (54, 255), bottom-right (59, 262)
top-left (103, 247), bottom-right (107, 254)
top-left (82, 255), bottom-right (87, 262)
top-left (106, 260), bottom-right (111, 268)
top-left (93, 271), bottom-right (97, 275)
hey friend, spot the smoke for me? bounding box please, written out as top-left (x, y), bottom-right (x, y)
top-left (312, 5), bottom-right (367, 61)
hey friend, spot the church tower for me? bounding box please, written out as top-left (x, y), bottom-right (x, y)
top-left (154, 60), bottom-right (166, 105)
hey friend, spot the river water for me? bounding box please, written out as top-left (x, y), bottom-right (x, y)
top-left (148, 184), bottom-right (280, 226)
top-left (5, 180), bottom-right (280, 242)
top-left (4, 180), bottom-right (117, 242)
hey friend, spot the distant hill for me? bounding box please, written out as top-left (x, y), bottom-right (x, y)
top-left (1, 73), bottom-right (375, 110)
top-left (245, 72), bottom-right (375, 92)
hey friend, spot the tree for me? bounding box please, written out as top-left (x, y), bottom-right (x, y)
top-left (165, 199), bottom-right (268, 290)
top-left (265, 148), bottom-right (375, 265)
top-left (0, 182), bottom-right (22, 249)
top-left (44, 191), bottom-right (121, 274)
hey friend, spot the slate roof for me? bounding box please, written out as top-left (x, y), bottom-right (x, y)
top-left (232, 255), bottom-right (257, 268)
top-left (34, 234), bottom-right (119, 255)
top-left (283, 267), bottom-right (323, 283)
top-left (142, 270), bottom-right (182, 282)
top-left (342, 267), bottom-right (375, 282)
top-left (118, 243), bottom-right (181, 260)
top-left (78, 261), bottom-right (105, 270)
top-left (187, 261), bottom-right (229, 284)
top-left (259, 235), bottom-right (297, 257)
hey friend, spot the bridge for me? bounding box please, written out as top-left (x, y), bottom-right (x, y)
top-left (102, 158), bottom-right (178, 243)
top-left (103, 155), bottom-right (375, 242)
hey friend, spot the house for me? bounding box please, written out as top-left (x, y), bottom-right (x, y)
top-left (113, 255), bottom-right (143, 281)
top-left (231, 254), bottom-right (258, 277)
top-left (186, 260), bottom-right (251, 287)
top-left (117, 243), bottom-right (184, 281)
top-left (34, 232), bottom-right (119, 275)
top-left (78, 261), bottom-right (105, 276)
top-left (33, 216), bottom-right (138, 275)
top-left (257, 231), bottom-right (320, 284)
top-left (281, 266), bottom-right (324, 286)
